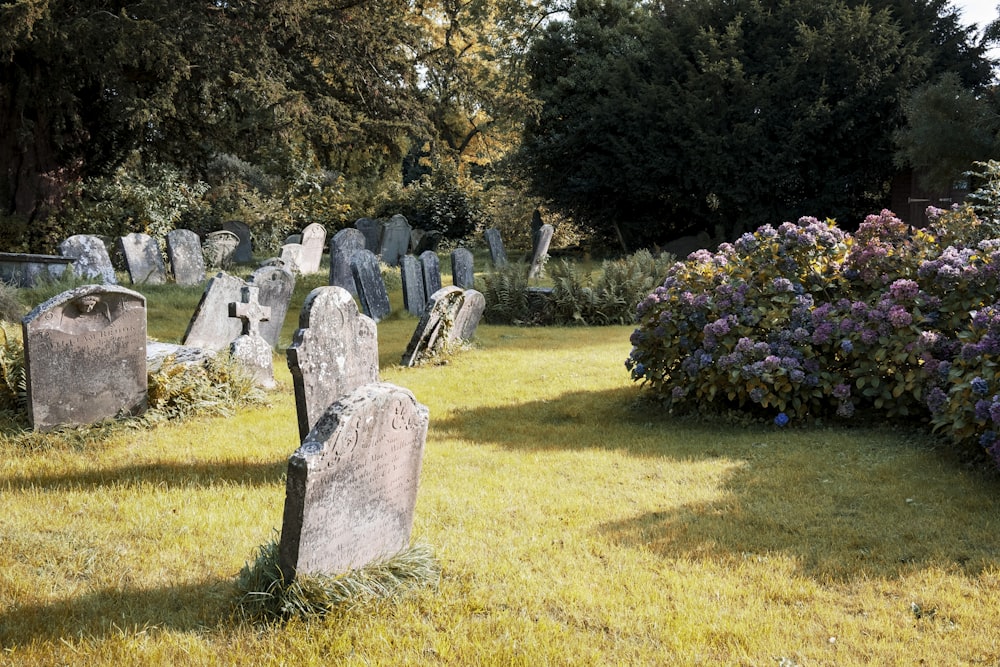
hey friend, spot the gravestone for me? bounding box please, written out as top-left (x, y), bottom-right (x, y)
top-left (355, 217), bottom-right (383, 253)
top-left (146, 341), bottom-right (211, 373)
top-left (450, 288), bottom-right (486, 342)
top-left (351, 249), bottom-right (391, 322)
top-left (59, 235), bottom-right (117, 284)
top-left (328, 228), bottom-right (366, 296)
top-left (451, 248), bottom-right (474, 289)
top-left (23, 285), bottom-right (147, 431)
top-left (285, 234), bottom-right (302, 245)
top-left (279, 243), bottom-right (304, 273)
top-left (165, 229), bottom-right (206, 286)
top-left (528, 223), bottom-right (554, 279)
top-left (298, 223), bottom-right (326, 274)
top-left (531, 209), bottom-right (544, 254)
top-left (223, 220), bottom-right (253, 263)
top-left (419, 251), bottom-right (442, 302)
top-left (484, 228), bottom-right (507, 268)
top-left (379, 214), bottom-right (411, 267)
top-left (286, 286), bottom-right (379, 442)
top-left (181, 272), bottom-right (245, 350)
top-left (414, 230), bottom-right (441, 254)
top-left (400, 255), bottom-right (426, 316)
top-left (119, 233), bottom-right (167, 285)
top-left (278, 382), bottom-right (429, 579)
top-left (401, 286), bottom-right (465, 367)
top-left (203, 230), bottom-right (240, 269)
top-left (249, 265), bottom-right (296, 349)
top-left (229, 284), bottom-right (275, 388)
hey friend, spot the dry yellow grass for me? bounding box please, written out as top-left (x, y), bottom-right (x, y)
top-left (2, 278), bottom-right (1000, 665)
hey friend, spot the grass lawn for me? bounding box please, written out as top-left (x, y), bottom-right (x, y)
top-left (2, 269), bottom-right (1000, 665)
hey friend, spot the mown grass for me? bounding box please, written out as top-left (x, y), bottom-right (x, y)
top-left (2, 262), bottom-right (1000, 665)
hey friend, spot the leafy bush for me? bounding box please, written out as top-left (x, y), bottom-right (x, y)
top-left (376, 160), bottom-right (486, 242)
top-left (145, 353), bottom-right (264, 423)
top-left (481, 262), bottom-right (531, 324)
top-left (0, 283), bottom-right (25, 323)
top-left (0, 322), bottom-right (26, 413)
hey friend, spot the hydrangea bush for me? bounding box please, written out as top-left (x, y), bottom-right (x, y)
top-left (626, 207), bottom-right (1000, 468)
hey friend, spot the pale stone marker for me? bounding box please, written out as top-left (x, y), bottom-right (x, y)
top-left (351, 249), bottom-right (391, 322)
top-left (119, 232), bottom-right (167, 285)
top-left (400, 254), bottom-right (426, 316)
top-left (286, 286), bottom-right (379, 442)
top-left (355, 217), bottom-right (383, 253)
top-left (419, 250), bottom-right (442, 302)
top-left (165, 229), bottom-right (206, 286)
top-left (248, 265), bottom-right (296, 350)
top-left (23, 285), bottom-right (147, 431)
top-left (181, 272), bottom-right (245, 350)
top-left (528, 223), bottom-right (554, 279)
top-left (450, 288), bottom-right (486, 342)
top-left (484, 228), bottom-right (507, 268)
top-left (379, 214), bottom-right (411, 267)
top-left (329, 228), bottom-right (366, 296)
top-left (279, 243), bottom-right (304, 273)
top-left (450, 248), bottom-right (474, 289)
top-left (229, 284), bottom-right (275, 388)
top-left (223, 220), bottom-right (253, 263)
top-left (285, 234), bottom-right (303, 245)
top-left (278, 382), bottom-right (429, 578)
top-left (203, 230), bottom-right (240, 269)
top-left (401, 286), bottom-right (465, 367)
top-left (298, 222), bottom-right (326, 274)
top-left (59, 235), bottom-right (117, 284)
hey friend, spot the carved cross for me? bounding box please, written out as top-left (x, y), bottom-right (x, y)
top-left (229, 285), bottom-right (271, 337)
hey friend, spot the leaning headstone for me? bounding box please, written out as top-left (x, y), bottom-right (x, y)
top-left (278, 382), bottom-right (429, 579)
top-left (451, 248), bottom-right (474, 289)
top-left (328, 228), bottom-right (366, 296)
top-left (419, 251), bottom-right (442, 302)
top-left (165, 229), bottom-right (206, 286)
top-left (484, 228), bottom-right (507, 268)
top-left (401, 286), bottom-right (465, 367)
top-left (181, 272), bottom-right (245, 350)
top-left (249, 264), bottom-right (295, 349)
top-left (223, 220), bottom-right (253, 263)
top-left (528, 223), bottom-right (554, 279)
top-left (350, 249), bottom-right (391, 322)
top-left (203, 230), bottom-right (240, 269)
top-left (450, 288), bottom-right (486, 342)
top-left (59, 235), bottom-right (117, 284)
top-left (379, 214), bottom-right (411, 267)
top-left (229, 284), bottom-right (275, 388)
top-left (22, 285), bottom-right (147, 431)
top-left (531, 209), bottom-right (544, 255)
top-left (298, 223), bottom-right (326, 274)
top-left (355, 217), bottom-right (383, 253)
top-left (119, 232), bottom-right (167, 285)
top-left (279, 243), bottom-right (304, 273)
top-left (286, 286), bottom-right (379, 442)
top-left (400, 254), bottom-right (426, 316)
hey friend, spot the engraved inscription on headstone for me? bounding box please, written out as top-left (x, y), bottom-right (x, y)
top-left (223, 220), bottom-right (253, 263)
top-left (181, 272), bottom-right (245, 350)
top-left (165, 229), bottom-right (206, 286)
top-left (528, 223), bottom-right (555, 279)
top-left (400, 255), bottom-right (426, 316)
top-left (351, 249), bottom-right (391, 322)
top-left (419, 250), bottom-right (442, 302)
top-left (279, 382), bottom-right (429, 578)
top-left (450, 248), bottom-right (475, 289)
top-left (401, 286), bottom-right (465, 367)
top-left (298, 222), bottom-right (326, 274)
top-left (23, 285), bottom-right (147, 431)
top-left (450, 288), bottom-right (486, 343)
top-left (119, 232), bottom-right (167, 285)
top-left (59, 235), bottom-right (118, 284)
top-left (203, 230), bottom-right (240, 269)
top-left (248, 265), bottom-right (296, 350)
top-left (484, 228), bottom-right (507, 268)
top-left (379, 214), bottom-right (411, 267)
top-left (286, 286), bottom-right (379, 442)
top-left (328, 228), bottom-right (366, 296)
top-left (279, 243), bottom-right (304, 273)
top-left (228, 284), bottom-right (275, 388)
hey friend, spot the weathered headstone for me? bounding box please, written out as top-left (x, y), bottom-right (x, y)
top-left (278, 382), bottom-right (429, 579)
top-left (400, 254), bottom-right (426, 316)
top-left (249, 264), bottom-right (295, 349)
top-left (181, 272), bottom-right (245, 350)
top-left (223, 220), bottom-right (253, 263)
top-left (450, 248), bottom-right (474, 289)
top-left (484, 228), bottom-right (507, 268)
top-left (450, 289), bottom-right (486, 342)
top-left (59, 235), bottom-right (118, 284)
top-left (419, 251), bottom-right (442, 302)
top-left (401, 286), bottom-right (465, 367)
top-left (528, 223), bottom-right (554, 279)
top-left (146, 341), bottom-right (211, 373)
top-left (229, 284), bottom-right (275, 388)
top-left (329, 228), bottom-right (366, 296)
top-left (22, 285), bottom-right (147, 431)
top-left (414, 230), bottom-right (441, 254)
top-left (285, 234), bottom-right (303, 245)
top-left (351, 249), bottom-right (391, 322)
top-left (355, 217), bottom-right (383, 253)
top-left (119, 233), bottom-right (167, 285)
top-left (279, 243), bottom-right (305, 273)
top-left (298, 223), bottom-right (326, 274)
top-left (531, 209), bottom-right (544, 254)
top-left (165, 229), bottom-right (206, 286)
top-left (286, 286), bottom-right (380, 442)
top-left (203, 230), bottom-right (240, 269)
top-left (379, 214), bottom-right (411, 267)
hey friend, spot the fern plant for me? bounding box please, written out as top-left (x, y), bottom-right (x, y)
top-left (482, 262), bottom-right (531, 324)
top-left (0, 322), bottom-right (26, 412)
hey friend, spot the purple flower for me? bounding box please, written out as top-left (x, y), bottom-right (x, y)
top-left (833, 383), bottom-right (851, 400)
top-left (887, 306), bottom-right (913, 329)
top-left (972, 377), bottom-right (990, 396)
top-left (774, 413), bottom-right (789, 427)
top-left (926, 387), bottom-right (948, 414)
top-left (840, 339), bottom-right (854, 353)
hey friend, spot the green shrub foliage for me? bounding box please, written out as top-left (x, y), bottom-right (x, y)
top-left (626, 208), bottom-right (1000, 468)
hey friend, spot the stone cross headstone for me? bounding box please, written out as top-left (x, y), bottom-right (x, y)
top-left (228, 284), bottom-right (275, 388)
top-left (401, 286), bottom-right (466, 367)
top-left (379, 214), bottom-right (411, 267)
top-left (484, 228), bottom-right (507, 268)
top-left (419, 251), bottom-right (442, 302)
top-left (22, 285), bottom-right (147, 431)
top-left (400, 254), bottom-right (426, 316)
top-left (351, 249), bottom-right (391, 322)
top-left (329, 228), bottom-right (366, 296)
top-left (59, 235), bottom-right (117, 284)
top-left (528, 223), bottom-right (554, 279)
top-left (355, 217), bottom-right (383, 253)
top-left (450, 288), bottom-right (486, 342)
top-left (279, 243), bottom-right (304, 274)
top-left (223, 220), bottom-right (253, 263)
top-left (165, 229), bottom-right (206, 286)
top-left (249, 265), bottom-right (296, 349)
top-left (278, 382), bottom-right (429, 579)
top-left (119, 232), bottom-right (167, 285)
top-left (181, 272), bottom-right (245, 350)
top-left (451, 248), bottom-right (474, 289)
top-left (286, 286), bottom-right (380, 442)
top-left (203, 230), bottom-right (240, 269)
top-left (298, 223), bottom-right (326, 274)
